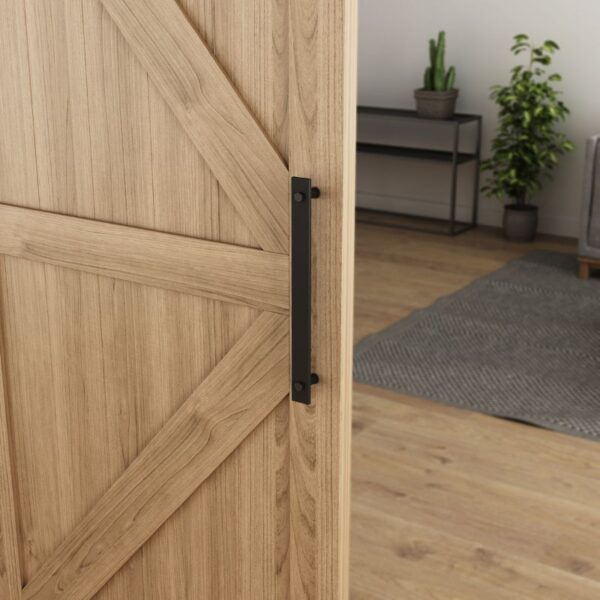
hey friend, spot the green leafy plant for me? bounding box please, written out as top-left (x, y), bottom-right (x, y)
top-left (481, 34), bottom-right (574, 205)
top-left (423, 31), bottom-right (456, 92)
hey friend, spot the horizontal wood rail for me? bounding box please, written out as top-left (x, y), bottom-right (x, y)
top-left (0, 204), bottom-right (289, 314)
top-left (22, 312), bottom-right (289, 600)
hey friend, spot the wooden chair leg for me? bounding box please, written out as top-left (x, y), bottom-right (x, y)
top-left (579, 260), bottom-right (590, 280)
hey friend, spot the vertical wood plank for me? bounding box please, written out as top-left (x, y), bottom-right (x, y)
top-left (197, 2), bottom-right (291, 596)
top-left (94, 278), bottom-right (146, 600)
top-left (69, 0), bottom-right (156, 228)
top-left (23, 0), bottom-right (158, 228)
top-left (0, 258), bottom-right (62, 585)
top-left (0, 3), bottom-right (46, 588)
top-left (0, 0), bottom-right (40, 208)
top-left (0, 261), bottom-right (22, 600)
top-left (23, 1), bottom-right (74, 213)
top-left (41, 267), bottom-right (148, 600)
top-left (289, 0), bottom-right (357, 598)
top-left (64, 0), bottom-right (96, 219)
top-left (128, 2), bottom-right (292, 598)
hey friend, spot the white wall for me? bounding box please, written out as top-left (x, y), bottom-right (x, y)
top-left (358, 0), bottom-right (600, 237)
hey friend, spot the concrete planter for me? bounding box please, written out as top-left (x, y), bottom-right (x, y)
top-left (414, 88), bottom-right (459, 119)
top-left (503, 204), bottom-right (538, 242)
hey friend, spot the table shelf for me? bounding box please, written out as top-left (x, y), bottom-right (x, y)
top-left (357, 142), bottom-right (477, 165)
top-left (358, 105), bottom-right (480, 124)
top-left (357, 106), bottom-right (483, 236)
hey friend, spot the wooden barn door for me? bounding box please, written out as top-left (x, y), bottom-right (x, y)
top-left (0, 1), bottom-right (356, 600)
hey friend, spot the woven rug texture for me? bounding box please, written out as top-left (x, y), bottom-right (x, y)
top-left (353, 251), bottom-right (600, 441)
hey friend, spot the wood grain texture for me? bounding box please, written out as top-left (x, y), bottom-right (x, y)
top-left (352, 501), bottom-right (600, 600)
top-left (0, 203), bottom-right (289, 314)
top-left (352, 384), bottom-right (600, 600)
top-left (121, 2), bottom-right (293, 598)
top-left (23, 1), bottom-right (76, 215)
top-left (4, 1), bottom-right (295, 598)
top-left (19, 0), bottom-right (257, 247)
top-left (1, 1), bottom-right (354, 597)
top-left (351, 222), bottom-right (600, 599)
top-left (100, 0), bottom-right (290, 254)
top-left (0, 256), bottom-right (262, 595)
top-left (22, 312), bottom-right (288, 600)
top-left (0, 0), bottom-right (40, 209)
top-left (289, 0), bottom-right (357, 598)
top-left (0, 297), bottom-right (21, 600)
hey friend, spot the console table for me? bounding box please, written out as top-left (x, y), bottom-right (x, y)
top-left (357, 106), bottom-right (483, 236)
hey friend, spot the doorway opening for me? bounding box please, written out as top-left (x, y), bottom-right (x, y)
top-left (350, 4), bottom-right (600, 598)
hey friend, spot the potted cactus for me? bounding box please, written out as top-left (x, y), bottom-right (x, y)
top-left (414, 31), bottom-right (458, 119)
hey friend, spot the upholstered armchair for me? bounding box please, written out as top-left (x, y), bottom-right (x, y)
top-left (578, 135), bottom-right (600, 278)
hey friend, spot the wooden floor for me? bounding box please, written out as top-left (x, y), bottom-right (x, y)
top-left (350, 219), bottom-right (600, 599)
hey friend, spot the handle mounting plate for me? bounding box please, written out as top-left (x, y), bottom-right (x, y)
top-left (291, 176), bottom-right (319, 404)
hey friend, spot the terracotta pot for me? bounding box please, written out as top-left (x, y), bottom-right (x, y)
top-left (503, 204), bottom-right (538, 242)
top-left (414, 88), bottom-right (459, 119)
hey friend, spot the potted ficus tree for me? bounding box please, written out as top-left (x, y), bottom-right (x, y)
top-left (414, 31), bottom-right (458, 119)
top-left (481, 34), bottom-right (574, 241)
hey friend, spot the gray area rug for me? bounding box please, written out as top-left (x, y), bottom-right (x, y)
top-left (354, 251), bottom-right (600, 441)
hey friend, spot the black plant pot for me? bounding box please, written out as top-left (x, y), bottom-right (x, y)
top-left (503, 204), bottom-right (538, 242)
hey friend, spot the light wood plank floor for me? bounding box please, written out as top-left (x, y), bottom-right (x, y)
top-left (350, 219), bottom-right (600, 599)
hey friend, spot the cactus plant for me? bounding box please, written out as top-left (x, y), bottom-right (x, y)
top-left (445, 66), bottom-right (456, 91)
top-left (423, 31), bottom-right (456, 92)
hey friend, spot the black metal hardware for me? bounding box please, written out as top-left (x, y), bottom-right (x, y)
top-left (291, 176), bottom-right (320, 405)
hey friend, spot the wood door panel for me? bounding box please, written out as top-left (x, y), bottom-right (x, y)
top-left (156, 0), bottom-right (291, 249)
top-left (97, 398), bottom-right (289, 600)
top-left (7, 0), bottom-right (274, 249)
top-left (0, 0), bottom-right (355, 597)
top-left (0, 2), bottom-right (297, 598)
top-left (145, 84), bottom-right (258, 249)
top-left (21, 313), bottom-right (288, 600)
top-left (180, 0), bottom-right (290, 161)
top-left (99, 0), bottom-right (289, 254)
top-left (177, 0), bottom-right (290, 251)
top-left (0, 256), bottom-right (262, 587)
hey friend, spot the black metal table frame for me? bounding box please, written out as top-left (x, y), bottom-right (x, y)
top-left (356, 106), bottom-right (483, 236)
